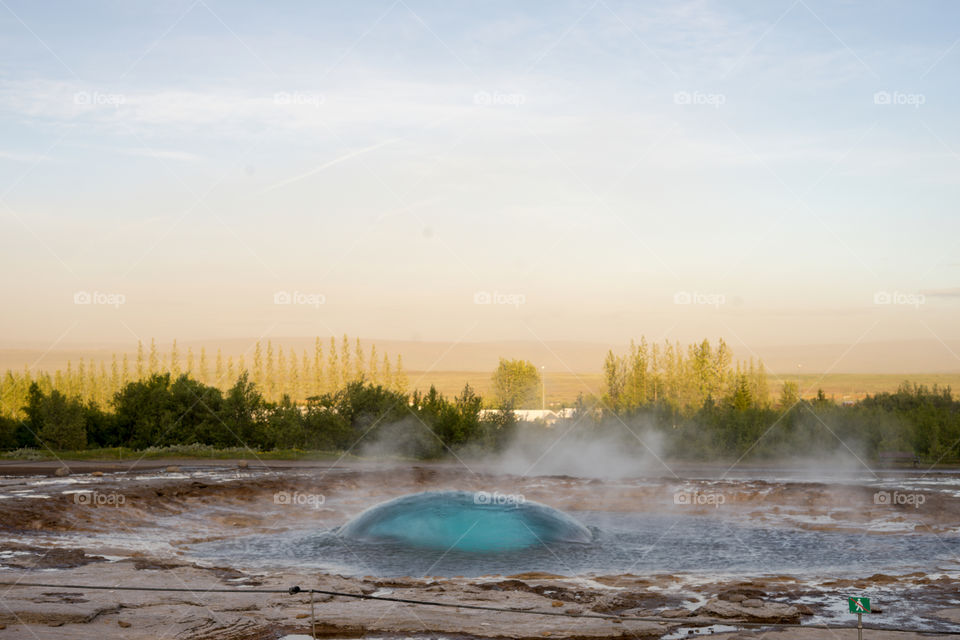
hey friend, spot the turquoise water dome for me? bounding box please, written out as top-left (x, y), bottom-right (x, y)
top-left (338, 490), bottom-right (592, 552)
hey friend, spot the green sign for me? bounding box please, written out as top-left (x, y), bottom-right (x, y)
top-left (849, 597), bottom-right (871, 613)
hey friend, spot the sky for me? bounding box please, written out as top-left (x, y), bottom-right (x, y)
top-left (1, 0), bottom-right (959, 363)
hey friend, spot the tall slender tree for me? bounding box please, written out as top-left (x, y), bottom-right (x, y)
top-left (382, 354), bottom-right (393, 391)
top-left (121, 353), bottom-right (130, 387)
top-left (253, 341), bottom-right (264, 389)
top-left (327, 337), bottom-right (339, 391)
top-left (266, 341), bottom-right (276, 398)
top-left (301, 349), bottom-right (312, 398)
top-left (199, 347), bottom-right (209, 384)
top-left (394, 354), bottom-right (408, 393)
top-left (312, 338), bottom-right (323, 396)
top-left (368, 345), bottom-right (379, 386)
top-left (148, 339), bottom-right (160, 376)
top-left (136, 340), bottom-right (145, 380)
top-left (339, 335), bottom-right (351, 384)
top-left (110, 355), bottom-right (120, 398)
top-left (170, 339), bottom-right (181, 377)
top-left (288, 349), bottom-right (299, 400)
top-left (354, 338), bottom-right (364, 382)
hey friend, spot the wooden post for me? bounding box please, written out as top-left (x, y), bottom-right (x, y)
top-left (310, 589), bottom-right (316, 639)
top-left (858, 611), bottom-right (862, 640)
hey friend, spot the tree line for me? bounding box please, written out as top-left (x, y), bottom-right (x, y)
top-left (1, 337), bottom-right (957, 462)
top-left (601, 337), bottom-right (770, 413)
top-left (580, 381), bottom-right (959, 462)
top-left (593, 338), bottom-right (959, 461)
top-left (0, 336), bottom-right (408, 419)
top-left (0, 373), bottom-right (515, 457)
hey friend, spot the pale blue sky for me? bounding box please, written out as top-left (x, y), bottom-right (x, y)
top-left (1, 0), bottom-right (958, 355)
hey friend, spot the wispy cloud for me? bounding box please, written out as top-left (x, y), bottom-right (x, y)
top-left (122, 148), bottom-right (203, 163)
top-left (257, 138), bottom-right (400, 194)
top-left (922, 288), bottom-right (960, 299)
top-left (0, 149), bottom-right (51, 163)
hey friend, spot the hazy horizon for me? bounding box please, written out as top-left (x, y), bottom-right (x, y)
top-left (3, 335), bottom-right (960, 376)
top-left (2, 1), bottom-right (959, 370)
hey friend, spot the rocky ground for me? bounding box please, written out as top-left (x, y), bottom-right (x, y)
top-left (0, 459), bottom-right (958, 639)
top-left (2, 553), bottom-right (958, 639)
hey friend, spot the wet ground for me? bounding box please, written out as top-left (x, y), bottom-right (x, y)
top-left (0, 459), bottom-right (959, 638)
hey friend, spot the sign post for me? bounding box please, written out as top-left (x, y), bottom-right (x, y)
top-left (848, 597), bottom-right (871, 640)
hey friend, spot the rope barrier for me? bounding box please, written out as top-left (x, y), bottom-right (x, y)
top-left (2, 581), bottom-right (959, 635)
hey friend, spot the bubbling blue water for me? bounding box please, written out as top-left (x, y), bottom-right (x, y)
top-left (338, 490), bottom-right (592, 552)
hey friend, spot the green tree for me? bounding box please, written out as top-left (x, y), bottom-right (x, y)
top-left (136, 340), bottom-right (145, 380)
top-left (253, 341), bottom-right (264, 389)
top-left (148, 339), bottom-right (160, 376)
top-left (37, 389), bottom-right (86, 450)
top-left (622, 338), bottom-right (650, 409)
top-left (479, 407), bottom-right (517, 451)
top-left (265, 395), bottom-right (305, 449)
top-left (327, 337), bottom-right (339, 391)
top-left (300, 349), bottom-right (311, 399)
top-left (491, 358), bottom-right (541, 409)
top-left (113, 374), bottom-right (175, 448)
top-left (728, 373), bottom-right (754, 412)
top-left (287, 349), bottom-right (298, 399)
top-left (354, 338), bottom-right (365, 382)
top-left (779, 380), bottom-right (800, 409)
top-left (368, 344), bottom-right (379, 386)
top-left (110, 355), bottom-right (120, 398)
top-left (170, 339), bottom-right (181, 377)
top-left (340, 335), bottom-right (351, 384)
top-left (453, 382), bottom-right (483, 445)
top-left (603, 350), bottom-right (626, 411)
top-left (276, 345), bottom-right (286, 400)
top-left (393, 354), bottom-right (408, 393)
top-left (751, 360), bottom-right (770, 408)
top-left (221, 372), bottom-right (266, 449)
top-left (266, 341), bottom-right (276, 399)
top-left (381, 354), bottom-right (392, 391)
top-left (312, 338), bottom-right (323, 396)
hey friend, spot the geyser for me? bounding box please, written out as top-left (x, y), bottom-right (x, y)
top-left (338, 490), bottom-right (592, 552)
